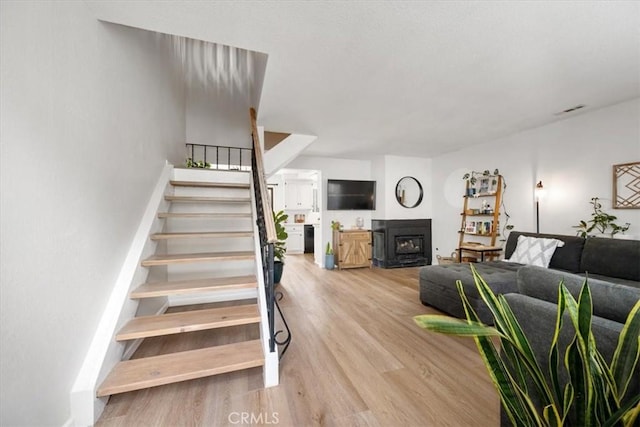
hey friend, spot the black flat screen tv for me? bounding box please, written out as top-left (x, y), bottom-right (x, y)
top-left (327, 179), bottom-right (376, 210)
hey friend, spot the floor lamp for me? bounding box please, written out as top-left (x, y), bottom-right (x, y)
top-left (535, 181), bottom-right (544, 233)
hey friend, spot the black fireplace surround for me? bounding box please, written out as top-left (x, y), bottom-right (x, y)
top-left (372, 219), bottom-right (432, 268)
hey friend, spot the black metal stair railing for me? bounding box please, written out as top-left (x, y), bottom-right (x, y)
top-left (251, 148), bottom-right (292, 359)
top-left (186, 143), bottom-right (252, 171)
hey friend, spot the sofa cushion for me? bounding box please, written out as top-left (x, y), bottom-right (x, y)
top-left (578, 273), bottom-right (640, 289)
top-left (505, 231), bottom-right (585, 273)
top-left (516, 265), bottom-right (640, 324)
top-left (419, 261), bottom-right (521, 324)
top-left (507, 235), bottom-right (565, 268)
top-left (580, 237), bottom-right (640, 282)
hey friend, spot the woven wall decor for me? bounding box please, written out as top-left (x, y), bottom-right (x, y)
top-left (613, 161), bottom-right (640, 209)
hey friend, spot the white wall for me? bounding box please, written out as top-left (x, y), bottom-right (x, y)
top-left (0, 2), bottom-right (186, 426)
top-left (430, 98), bottom-right (640, 259)
top-left (185, 82), bottom-right (253, 150)
top-left (372, 155), bottom-right (433, 220)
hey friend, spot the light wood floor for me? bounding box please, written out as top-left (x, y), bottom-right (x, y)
top-left (97, 254), bottom-right (499, 426)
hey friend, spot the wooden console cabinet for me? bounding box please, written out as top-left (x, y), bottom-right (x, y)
top-left (333, 230), bottom-right (372, 269)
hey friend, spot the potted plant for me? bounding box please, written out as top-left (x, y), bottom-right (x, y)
top-left (414, 266), bottom-right (640, 427)
top-left (186, 157), bottom-right (211, 168)
top-left (325, 242), bottom-right (335, 270)
top-left (273, 210), bottom-right (288, 283)
top-left (573, 197), bottom-right (630, 238)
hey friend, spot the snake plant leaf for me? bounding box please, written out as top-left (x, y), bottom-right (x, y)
top-left (456, 281), bottom-right (540, 426)
top-left (412, 315), bottom-right (500, 337)
top-left (565, 335), bottom-right (590, 426)
top-left (611, 299), bottom-right (640, 401)
top-left (549, 280), bottom-right (567, 409)
top-left (604, 393), bottom-right (640, 427)
top-left (543, 403), bottom-right (562, 427)
top-left (473, 267), bottom-right (555, 409)
top-left (498, 292), bottom-right (557, 409)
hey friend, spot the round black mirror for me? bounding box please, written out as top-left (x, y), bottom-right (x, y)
top-left (396, 176), bottom-right (423, 208)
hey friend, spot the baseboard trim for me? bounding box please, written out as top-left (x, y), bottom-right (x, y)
top-left (70, 163), bottom-right (173, 427)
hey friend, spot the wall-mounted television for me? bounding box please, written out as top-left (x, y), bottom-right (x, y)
top-left (327, 179), bottom-right (376, 210)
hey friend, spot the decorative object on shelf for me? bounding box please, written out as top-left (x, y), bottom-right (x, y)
top-left (395, 176), bottom-right (424, 208)
top-left (613, 161), bottom-right (640, 209)
top-left (356, 217), bottom-right (364, 229)
top-left (534, 181), bottom-right (545, 233)
top-left (273, 210), bottom-right (289, 283)
top-left (573, 197), bottom-right (631, 238)
top-left (414, 266), bottom-right (640, 427)
top-left (331, 220), bottom-right (340, 231)
top-left (463, 169), bottom-right (494, 186)
top-left (325, 242), bottom-right (335, 270)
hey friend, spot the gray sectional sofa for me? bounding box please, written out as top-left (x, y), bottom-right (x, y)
top-left (419, 231), bottom-right (640, 324)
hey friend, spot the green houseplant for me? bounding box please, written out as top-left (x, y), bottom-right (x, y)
top-left (325, 242), bottom-right (335, 270)
top-left (414, 266), bottom-right (640, 427)
top-left (573, 197), bottom-right (631, 238)
top-left (186, 157), bottom-right (211, 169)
top-left (272, 210), bottom-right (288, 283)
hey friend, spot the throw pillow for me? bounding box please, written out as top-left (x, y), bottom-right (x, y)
top-left (507, 235), bottom-right (565, 268)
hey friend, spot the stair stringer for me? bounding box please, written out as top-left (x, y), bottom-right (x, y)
top-left (70, 163), bottom-right (174, 426)
top-left (249, 178), bottom-right (279, 387)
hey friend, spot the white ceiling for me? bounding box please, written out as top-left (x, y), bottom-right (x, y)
top-left (88, 1), bottom-right (640, 159)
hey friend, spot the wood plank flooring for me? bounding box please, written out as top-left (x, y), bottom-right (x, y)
top-left (96, 255), bottom-right (499, 426)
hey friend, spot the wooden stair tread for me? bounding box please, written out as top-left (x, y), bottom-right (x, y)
top-left (150, 231), bottom-right (253, 240)
top-left (141, 251), bottom-right (255, 266)
top-left (96, 340), bottom-right (264, 397)
top-left (116, 304), bottom-right (260, 341)
top-left (131, 276), bottom-right (258, 299)
top-left (170, 180), bottom-right (249, 189)
top-left (158, 212), bottom-right (252, 219)
top-left (165, 196), bottom-right (250, 203)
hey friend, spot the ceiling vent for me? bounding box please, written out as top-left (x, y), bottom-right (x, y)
top-left (554, 104), bottom-right (586, 115)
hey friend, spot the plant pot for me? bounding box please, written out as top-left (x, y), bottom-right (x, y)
top-left (325, 254), bottom-right (335, 270)
top-left (274, 261), bottom-right (284, 284)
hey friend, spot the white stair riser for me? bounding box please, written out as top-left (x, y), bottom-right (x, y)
top-left (164, 218), bottom-right (253, 233)
top-left (167, 260), bottom-right (255, 282)
top-left (166, 239), bottom-right (253, 254)
top-left (171, 186), bottom-right (250, 198)
top-left (172, 168), bottom-right (250, 185)
top-left (168, 288), bottom-right (258, 306)
top-left (168, 203), bottom-right (251, 214)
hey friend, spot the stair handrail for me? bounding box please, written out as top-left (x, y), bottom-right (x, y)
top-left (249, 107), bottom-right (278, 356)
top-left (250, 108), bottom-right (277, 244)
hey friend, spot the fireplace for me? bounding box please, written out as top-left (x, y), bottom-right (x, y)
top-left (372, 219), bottom-right (432, 268)
top-left (396, 236), bottom-right (423, 255)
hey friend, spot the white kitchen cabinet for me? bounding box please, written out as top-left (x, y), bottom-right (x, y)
top-left (284, 224), bottom-right (304, 254)
top-left (284, 180), bottom-right (314, 210)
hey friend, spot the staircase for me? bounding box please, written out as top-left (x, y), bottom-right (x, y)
top-left (97, 168), bottom-right (273, 398)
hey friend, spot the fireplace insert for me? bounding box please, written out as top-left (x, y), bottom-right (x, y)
top-left (372, 219), bottom-right (432, 268)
